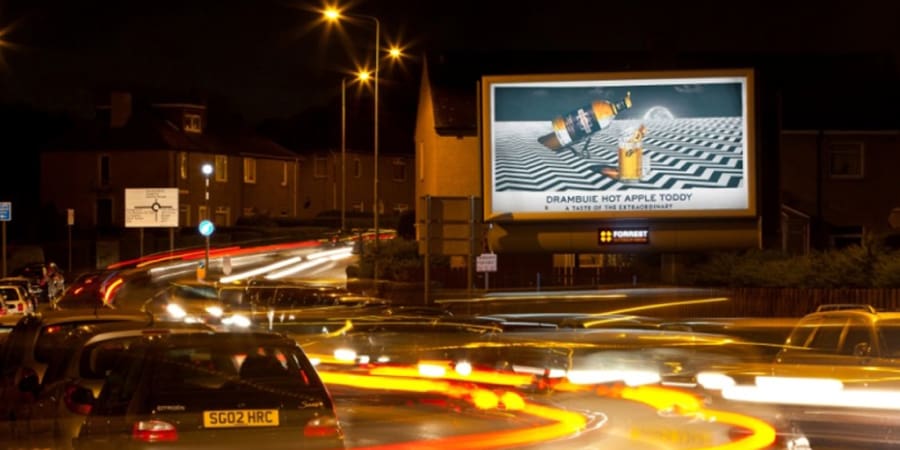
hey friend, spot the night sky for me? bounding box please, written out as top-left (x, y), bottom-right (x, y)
top-left (0, 0), bottom-right (896, 121)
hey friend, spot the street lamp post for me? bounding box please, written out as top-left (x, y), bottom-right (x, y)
top-left (201, 163), bottom-right (213, 278)
top-left (341, 77), bottom-right (347, 233)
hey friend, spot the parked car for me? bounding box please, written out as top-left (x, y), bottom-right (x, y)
top-left (73, 331), bottom-right (345, 450)
top-left (6, 321), bottom-right (214, 449)
top-left (0, 310), bottom-right (152, 447)
top-left (0, 284), bottom-right (34, 315)
top-left (0, 276), bottom-right (41, 308)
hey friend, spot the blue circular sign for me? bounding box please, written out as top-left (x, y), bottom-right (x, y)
top-left (198, 220), bottom-right (215, 237)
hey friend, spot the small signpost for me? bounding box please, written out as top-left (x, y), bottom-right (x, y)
top-left (476, 253), bottom-right (498, 290)
top-left (67, 208), bottom-right (74, 272)
top-left (0, 202), bottom-right (10, 277)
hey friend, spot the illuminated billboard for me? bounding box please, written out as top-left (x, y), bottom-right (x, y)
top-left (482, 69), bottom-right (755, 221)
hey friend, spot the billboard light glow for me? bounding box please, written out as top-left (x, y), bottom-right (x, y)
top-left (481, 69), bottom-right (756, 222)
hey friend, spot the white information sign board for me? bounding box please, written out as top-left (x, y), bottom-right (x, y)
top-left (125, 188), bottom-right (179, 228)
top-left (476, 253), bottom-right (498, 273)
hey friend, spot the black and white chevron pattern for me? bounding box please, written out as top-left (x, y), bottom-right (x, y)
top-left (494, 118), bottom-right (745, 191)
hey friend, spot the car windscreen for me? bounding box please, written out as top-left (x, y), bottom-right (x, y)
top-left (95, 340), bottom-right (325, 415)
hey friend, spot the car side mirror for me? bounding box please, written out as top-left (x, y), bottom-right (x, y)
top-left (853, 342), bottom-right (871, 357)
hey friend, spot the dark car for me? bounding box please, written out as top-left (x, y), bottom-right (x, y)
top-left (73, 331), bottom-right (344, 450)
top-left (53, 271), bottom-right (127, 311)
top-left (0, 311), bottom-right (151, 447)
top-left (4, 321), bottom-right (214, 450)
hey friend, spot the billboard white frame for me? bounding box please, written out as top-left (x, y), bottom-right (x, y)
top-left (481, 68), bottom-right (756, 222)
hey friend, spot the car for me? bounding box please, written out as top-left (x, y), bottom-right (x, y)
top-left (0, 276), bottom-right (42, 308)
top-left (696, 304), bottom-right (900, 448)
top-left (0, 310), bottom-right (153, 447)
top-left (0, 310), bottom-right (150, 388)
top-left (0, 284), bottom-right (34, 315)
top-left (52, 270), bottom-right (127, 311)
top-left (2, 320), bottom-right (214, 449)
top-left (144, 279), bottom-right (252, 328)
top-left (241, 280), bottom-right (389, 328)
top-left (73, 331), bottom-right (344, 450)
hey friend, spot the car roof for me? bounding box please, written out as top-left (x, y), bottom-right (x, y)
top-left (30, 309), bottom-right (150, 325)
top-left (67, 321), bottom-right (215, 345)
top-left (141, 330), bottom-right (297, 349)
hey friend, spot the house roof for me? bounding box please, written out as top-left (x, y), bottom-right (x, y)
top-left (50, 101), bottom-right (298, 160)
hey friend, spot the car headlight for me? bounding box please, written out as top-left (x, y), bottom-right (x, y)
top-left (223, 313), bottom-right (251, 328)
top-left (205, 306), bottom-right (224, 317)
top-left (333, 348), bottom-right (357, 362)
top-left (166, 303), bottom-right (187, 319)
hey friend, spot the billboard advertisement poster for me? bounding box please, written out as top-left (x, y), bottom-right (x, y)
top-left (482, 69), bottom-right (756, 221)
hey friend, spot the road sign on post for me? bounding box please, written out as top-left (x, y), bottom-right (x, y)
top-left (476, 253), bottom-right (497, 272)
top-left (0, 201), bottom-right (8, 278)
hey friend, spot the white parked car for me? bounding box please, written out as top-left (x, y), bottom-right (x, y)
top-left (0, 285), bottom-right (34, 314)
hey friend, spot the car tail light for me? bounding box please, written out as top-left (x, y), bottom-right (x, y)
top-left (63, 385), bottom-right (93, 415)
top-left (303, 416), bottom-right (342, 438)
top-left (132, 420), bottom-right (178, 442)
top-left (17, 303), bottom-right (23, 312)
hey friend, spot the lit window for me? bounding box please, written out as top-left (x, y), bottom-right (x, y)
top-left (179, 205), bottom-right (191, 227)
top-left (392, 160), bottom-right (406, 181)
top-left (281, 162), bottom-right (289, 187)
top-left (828, 143), bottom-right (864, 179)
top-left (184, 113), bottom-right (202, 133)
top-left (179, 152), bottom-right (188, 180)
top-left (214, 206), bottom-right (230, 226)
top-left (393, 203), bottom-right (409, 215)
top-left (353, 159), bottom-right (362, 178)
top-left (351, 201), bottom-right (365, 212)
top-left (314, 156), bottom-right (327, 178)
top-left (214, 155), bottom-right (228, 182)
top-left (198, 205), bottom-right (208, 222)
top-left (243, 157), bottom-right (257, 184)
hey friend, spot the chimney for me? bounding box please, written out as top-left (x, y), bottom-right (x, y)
top-left (110, 91), bottom-right (132, 128)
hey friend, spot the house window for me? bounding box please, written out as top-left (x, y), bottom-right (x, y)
top-left (831, 225), bottom-right (863, 249)
top-left (96, 198), bottom-right (112, 227)
top-left (214, 155), bottom-right (228, 182)
top-left (392, 160), bottom-right (407, 181)
top-left (353, 158), bottom-right (362, 178)
top-left (184, 113), bottom-right (202, 133)
top-left (179, 152), bottom-right (188, 180)
top-left (281, 162), bottom-right (289, 187)
top-left (198, 205), bottom-right (208, 222)
top-left (214, 206), bottom-right (230, 227)
top-left (828, 143), bottom-right (864, 179)
top-left (180, 205), bottom-right (191, 227)
top-left (243, 157), bottom-right (257, 184)
top-left (351, 201), bottom-right (365, 212)
top-left (314, 156), bottom-right (327, 178)
top-left (393, 203), bottom-right (409, 215)
top-left (99, 154), bottom-right (110, 186)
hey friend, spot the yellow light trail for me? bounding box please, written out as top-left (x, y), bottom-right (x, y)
top-left (319, 363), bottom-right (776, 450)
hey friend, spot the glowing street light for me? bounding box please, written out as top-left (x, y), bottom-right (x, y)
top-left (323, 6), bottom-right (404, 287)
top-left (201, 163), bottom-right (213, 278)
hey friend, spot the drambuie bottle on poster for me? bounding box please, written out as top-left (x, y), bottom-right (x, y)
top-left (538, 91), bottom-right (632, 151)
